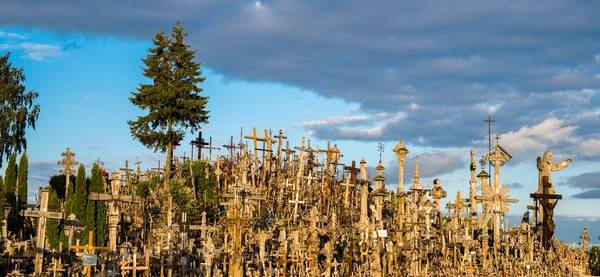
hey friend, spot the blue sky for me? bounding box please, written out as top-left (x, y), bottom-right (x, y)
top-left (1, 1), bottom-right (600, 243)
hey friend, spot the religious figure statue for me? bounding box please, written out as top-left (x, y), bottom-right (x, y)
top-left (536, 151), bottom-right (571, 193)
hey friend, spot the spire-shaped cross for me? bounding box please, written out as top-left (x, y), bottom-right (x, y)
top-left (377, 142), bottom-right (384, 163)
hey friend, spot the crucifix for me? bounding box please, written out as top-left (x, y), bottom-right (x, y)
top-left (244, 127), bottom-right (274, 185)
top-left (288, 189), bottom-right (305, 222)
top-left (69, 230), bottom-right (110, 277)
top-left (57, 147), bottom-right (79, 201)
top-left (22, 187), bottom-right (64, 274)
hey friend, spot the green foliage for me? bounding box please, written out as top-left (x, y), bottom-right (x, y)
top-left (3, 154), bottom-right (18, 234)
top-left (16, 152), bottom-right (27, 208)
top-left (591, 246), bottom-right (600, 276)
top-left (48, 174), bottom-right (74, 202)
top-left (70, 164), bottom-right (88, 225)
top-left (190, 160), bottom-right (217, 206)
top-left (3, 153), bottom-right (17, 198)
top-left (84, 163), bottom-right (107, 245)
top-left (168, 179), bottom-right (198, 220)
top-left (128, 23), bottom-right (209, 178)
top-left (45, 188), bottom-right (67, 251)
top-left (136, 176), bottom-right (159, 197)
top-left (0, 53), bottom-right (40, 167)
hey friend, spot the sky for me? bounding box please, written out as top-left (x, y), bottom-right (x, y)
top-left (1, 0), bottom-right (600, 243)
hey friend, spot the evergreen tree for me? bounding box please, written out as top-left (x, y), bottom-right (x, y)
top-left (84, 163), bottom-right (107, 245)
top-left (16, 152), bottom-right (27, 209)
top-left (45, 187), bottom-right (66, 251)
top-left (3, 153), bottom-right (17, 199)
top-left (0, 53), bottom-right (40, 167)
top-left (71, 164), bottom-right (87, 224)
top-left (129, 22), bottom-right (209, 183)
top-left (3, 154), bottom-right (18, 234)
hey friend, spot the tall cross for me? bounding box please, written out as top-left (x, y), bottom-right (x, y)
top-left (58, 147), bottom-right (79, 201)
top-left (223, 136), bottom-right (239, 157)
top-left (378, 142), bottom-right (385, 163)
top-left (484, 115), bottom-right (495, 184)
top-left (88, 190), bottom-right (142, 251)
top-left (22, 187), bottom-right (64, 274)
top-left (190, 131), bottom-right (209, 160)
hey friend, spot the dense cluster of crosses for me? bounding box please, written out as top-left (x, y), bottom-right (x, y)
top-left (0, 128), bottom-right (592, 276)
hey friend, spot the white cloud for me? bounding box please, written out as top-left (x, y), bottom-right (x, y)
top-left (499, 117), bottom-right (577, 156)
top-left (0, 41), bottom-right (63, 61)
top-left (0, 30), bottom-right (27, 40)
top-left (18, 42), bottom-right (63, 61)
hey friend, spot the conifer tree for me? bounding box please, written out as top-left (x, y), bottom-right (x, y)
top-left (84, 163), bottom-right (107, 245)
top-left (16, 152), bottom-right (27, 209)
top-left (3, 153), bottom-right (17, 199)
top-left (71, 164), bottom-right (87, 224)
top-left (129, 22), bottom-right (209, 184)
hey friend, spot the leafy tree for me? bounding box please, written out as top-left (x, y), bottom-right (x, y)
top-left (0, 53), bottom-right (40, 167)
top-left (191, 160), bottom-right (217, 206)
top-left (129, 23), bottom-right (208, 184)
top-left (590, 246), bottom-right (600, 275)
top-left (48, 174), bottom-right (74, 202)
top-left (83, 163), bottom-right (107, 245)
top-left (0, 176), bottom-right (5, 221)
top-left (16, 152), bottom-right (27, 209)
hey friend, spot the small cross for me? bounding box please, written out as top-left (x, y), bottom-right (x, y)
top-left (377, 142), bottom-right (384, 163)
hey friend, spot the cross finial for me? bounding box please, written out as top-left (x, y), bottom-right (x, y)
top-left (377, 142), bottom-right (384, 163)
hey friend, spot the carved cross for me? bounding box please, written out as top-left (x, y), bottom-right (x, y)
top-left (57, 147), bottom-right (79, 200)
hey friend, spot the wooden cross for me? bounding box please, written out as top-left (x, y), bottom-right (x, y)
top-left (89, 191), bottom-right (142, 251)
top-left (273, 129), bottom-right (287, 171)
top-left (190, 131), bottom-right (209, 160)
top-left (345, 160), bottom-right (359, 180)
top-left (288, 190), bottom-right (305, 222)
top-left (48, 257), bottom-right (65, 277)
top-left (204, 137), bottom-right (221, 161)
top-left (69, 230), bottom-right (110, 277)
top-left (120, 247), bottom-right (149, 277)
top-left (119, 160), bottom-right (134, 188)
top-left (22, 187), bottom-right (64, 274)
top-left (222, 136), bottom-right (239, 157)
top-left (244, 127), bottom-right (273, 167)
top-left (57, 147), bottom-right (79, 201)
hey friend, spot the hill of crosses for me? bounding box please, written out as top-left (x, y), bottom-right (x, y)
top-left (1, 130), bottom-right (593, 276)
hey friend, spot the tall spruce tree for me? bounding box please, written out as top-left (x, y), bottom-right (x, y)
top-left (128, 23), bottom-right (209, 184)
top-left (16, 152), bottom-right (27, 209)
top-left (84, 163), bottom-right (107, 245)
top-left (0, 53), bottom-right (40, 167)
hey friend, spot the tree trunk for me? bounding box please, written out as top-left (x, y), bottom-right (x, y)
top-left (165, 141), bottom-right (173, 189)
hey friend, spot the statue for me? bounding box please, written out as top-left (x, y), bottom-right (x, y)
top-left (536, 151), bottom-right (571, 194)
